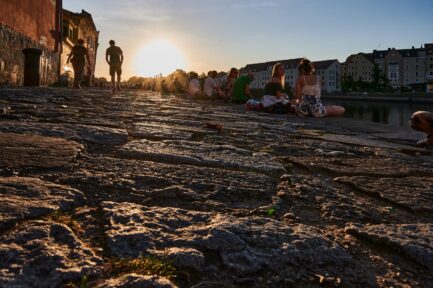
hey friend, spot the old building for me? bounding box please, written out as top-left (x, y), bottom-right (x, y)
top-left (351, 44), bottom-right (433, 88)
top-left (0, 0), bottom-right (62, 85)
top-left (342, 53), bottom-right (375, 83)
top-left (61, 9), bottom-right (99, 85)
top-left (314, 60), bottom-right (341, 93)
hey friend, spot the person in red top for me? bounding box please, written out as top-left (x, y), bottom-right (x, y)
top-left (106, 40), bottom-right (124, 91)
top-left (67, 39), bottom-right (91, 89)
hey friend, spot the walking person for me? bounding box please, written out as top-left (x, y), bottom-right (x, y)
top-left (66, 39), bottom-right (91, 89)
top-left (106, 40), bottom-right (124, 91)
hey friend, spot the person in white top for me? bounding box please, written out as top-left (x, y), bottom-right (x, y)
top-left (294, 59), bottom-right (345, 117)
top-left (188, 72), bottom-right (202, 97)
top-left (203, 70), bottom-right (224, 98)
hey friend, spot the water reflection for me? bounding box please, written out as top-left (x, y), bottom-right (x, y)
top-left (323, 100), bottom-right (433, 127)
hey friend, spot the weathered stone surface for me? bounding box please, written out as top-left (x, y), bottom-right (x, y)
top-left (0, 132), bottom-right (83, 168)
top-left (60, 157), bottom-right (277, 211)
top-left (0, 121), bottom-right (128, 145)
top-left (0, 220), bottom-right (102, 288)
top-left (335, 176), bottom-right (433, 212)
top-left (128, 122), bottom-right (215, 141)
top-left (346, 224), bottom-right (433, 271)
top-left (118, 139), bottom-right (285, 176)
top-left (0, 177), bottom-right (85, 230)
top-left (322, 134), bottom-right (425, 152)
top-left (283, 156), bottom-right (433, 177)
top-left (103, 201), bottom-right (352, 277)
top-left (95, 274), bottom-right (177, 288)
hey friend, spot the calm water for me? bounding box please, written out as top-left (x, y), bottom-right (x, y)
top-left (322, 99), bottom-right (433, 127)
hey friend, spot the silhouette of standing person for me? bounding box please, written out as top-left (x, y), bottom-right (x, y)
top-left (106, 40), bottom-right (124, 91)
top-left (67, 39), bottom-right (91, 89)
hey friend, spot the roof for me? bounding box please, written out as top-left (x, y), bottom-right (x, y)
top-left (312, 59), bottom-right (339, 70)
top-left (62, 9), bottom-right (98, 31)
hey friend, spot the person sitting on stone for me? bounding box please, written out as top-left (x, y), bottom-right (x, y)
top-left (261, 63), bottom-right (291, 114)
top-left (204, 70), bottom-right (224, 99)
top-left (231, 72), bottom-right (255, 104)
top-left (188, 72), bottom-right (203, 98)
top-left (410, 111), bottom-right (433, 146)
top-left (221, 68), bottom-right (239, 102)
top-left (294, 58), bottom-right (344, 117)
top-left (66, 39), bottom-right (91, 89)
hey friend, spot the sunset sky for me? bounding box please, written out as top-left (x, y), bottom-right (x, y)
top-left (64, 0), bottom-right (433, 79)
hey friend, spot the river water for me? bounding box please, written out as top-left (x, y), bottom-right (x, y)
top-left (322, 99), bottom-right (433, 127)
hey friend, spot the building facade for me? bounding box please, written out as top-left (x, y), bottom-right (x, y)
top-left (342, 53), bottom-right (374, 83)
top-left (61, 9), bottom-right (99, 85)
top-left (345, 44), bottom-right (433, 88)
top-left (0, 0), bottom-right (62, 85)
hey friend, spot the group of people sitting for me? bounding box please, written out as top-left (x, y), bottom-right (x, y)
top-left (173, 58), bottom-right (345, 118)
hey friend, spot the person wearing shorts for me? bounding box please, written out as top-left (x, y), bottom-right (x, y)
top-left (106, 40), bottom-right (124, 91)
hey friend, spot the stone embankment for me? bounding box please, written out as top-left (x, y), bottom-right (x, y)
top-left (0, 87), bottom-right (432, 287)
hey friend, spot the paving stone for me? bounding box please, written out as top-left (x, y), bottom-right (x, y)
top-left (346, 224), bottom-right (433, 271)
top-left (60, 157), bottom-right (278, 211)
top-left (118, 139), bottom-right (285, 176)
top-left (322, 134), bottom-right (425, 152)
top-left (0, 220), bottom-right (102, 288)
top-left (129, 122), bottom-right (214, 140)
top-left (94, 274), bottom-right (177, 288)
top-left (103, 201), bottom-right (353, 278)
top-left (0, 121), bottom-right (128, 145)
top-left (0, 177), bottom-right (86, 231)
top-left (335, 176), bottom-right (433, 212)
top-left (283, 156), bottom-right (433, 177)
top-left (0, 132), bottom-right (83, 168)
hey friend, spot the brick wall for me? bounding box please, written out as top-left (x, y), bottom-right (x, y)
top-left (0, 24), bottom-right (59, 85)
top-left (0, 0), bottom-right (57, 50)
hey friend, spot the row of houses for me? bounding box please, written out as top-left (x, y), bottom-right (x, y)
top-left (240, 43), bottom-right (433, 93)
top-left (0, 0), bottom-right (99, 86)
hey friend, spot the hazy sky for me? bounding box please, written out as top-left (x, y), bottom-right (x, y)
top-left (64, 0), bottom-right (433, 79)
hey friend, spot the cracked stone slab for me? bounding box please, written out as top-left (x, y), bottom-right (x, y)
top-left (0, 121), bottom-right (128, 145)
top-left (102, 201), bottom-right (352, 278)
top-left (322, 134), bottom-right (425, 152)
top-left (335, 176), bottom-right (433, 213)
top-left (0, 177), bottom-right (86, 231)
top-left (129, 122), bottom-right (215, 140)
top-left (0, 133), bottom-right (83, 168)
top-left (283, 156), bottom-right (433, 177)
top-left (95, 274), bottom-right (177, 288)
top-left (117, 140), bottom-right (285, 176)
top-left (60, 157), bottom-right (278, 211)
top-left (0, 220), bottom-right (102, 288)
top-left (345, 224), bottom-right (433, 271)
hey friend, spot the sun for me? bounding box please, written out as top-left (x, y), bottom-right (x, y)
top-left (134, 39), bottom-right (187, 77)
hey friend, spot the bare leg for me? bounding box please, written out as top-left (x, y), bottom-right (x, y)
top-left (324, 105), bottom-right (345, 117)
top-left (111, 75), bottom-right (116, 90)
top-left (117, 74), bottom-right (121, 90)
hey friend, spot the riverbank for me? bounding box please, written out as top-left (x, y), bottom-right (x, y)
top-left (0, 87), bottom-right (432, 287)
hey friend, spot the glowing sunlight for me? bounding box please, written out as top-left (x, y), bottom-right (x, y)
top-left (134, 39), bottom-right (187, 77)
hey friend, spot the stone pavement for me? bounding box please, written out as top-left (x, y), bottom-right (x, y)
top-left (0, 87), bottom-right (432, 287)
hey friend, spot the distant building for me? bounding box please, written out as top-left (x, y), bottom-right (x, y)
top-left (342, 53), bottom-right (374, 83)
top-left (61, 9), bottom-right (99, 86)
top-left (346, 44), bottom-right (433, 88)
top-left (240, 58), bottom-right (341, 93)
top-left (0, 0), bottom-right (62, 85)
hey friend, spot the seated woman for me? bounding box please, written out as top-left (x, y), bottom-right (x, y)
top-left (221, 68), bottom-right (239, 101)
top-left (188, 72), bottom-right (203, 98)
top-left (261, 62), bottom-right (291, 114)
top-left (204, 70), bottom-right (224, 99)
top-left (294, 59), bottom-right (345, 117)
